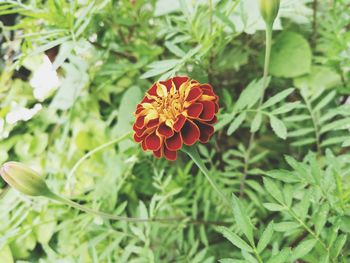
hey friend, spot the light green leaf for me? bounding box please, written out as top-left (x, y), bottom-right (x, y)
top-left (269, 32), bottom-right (311, 78)
top-left (250, 112), bottom-right (262, 132)
top-left (234, 78), bottom-right (267, 111)
top-left (270, 115), bottom-right (287, 139)
top-left (264, 169), bottom-right (300, 183)
top-left (274, 222), bottom-right (300, 232)
top-left (263, 203), bottom-right (286, 211)
top-left (261, 88), bottom-right (294, 109)
top-left (292, 239), bottom-right (317, 260)
top-left (216, 227), bottom-right (253, 252)
top-left (331, 234), bottom-right (347, 258)
top-left (257, 221), bottom-right (274, 253)
top-left (272, 102), bottom-right (301, 115)
top-left (263, 178), bottom-right (284, 203)
top-left (227, 112), bottom-right (246, 135)
top-left (267, 248), bottom-right (291, 263)
top-left (232, 194), bottom-right (254, 245)
top-left (315, 204), bottom-right (329, 235)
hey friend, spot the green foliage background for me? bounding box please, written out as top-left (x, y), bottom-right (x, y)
top-left (0, 0), bottom-right (350, 262)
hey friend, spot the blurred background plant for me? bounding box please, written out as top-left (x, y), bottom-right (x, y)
top-left (0, 0), bottom-right (349, 262)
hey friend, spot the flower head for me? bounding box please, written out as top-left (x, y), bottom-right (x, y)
top-left (133, 76), bottom-right (219, 161)
top-left (259, 0), bottom-right (280, 26)
top-left (0, 162), bottom-right (51, 196)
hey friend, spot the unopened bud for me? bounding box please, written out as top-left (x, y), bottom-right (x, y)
top-left (0, 162), bottom-right (51, 197)
top-left (259, 0), bottom-right (280, 26)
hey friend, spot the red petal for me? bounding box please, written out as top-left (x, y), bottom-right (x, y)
top-left (164, 147), bottom-right (177, 161)
top-left (145, 133), bottom-right (161, 151)
top-left (181, 120), bottom-right (200, 146)
top-left (201, 84), bottom-right (213, 92)
top-left (153, 148), bottom-right (162, 158)
top-left (135, 115), bottom-right (145, 128)
top-left (172, 76), bottom-right (189, 88)
top-left (147, 84), bottom-right (157, 96)
top-left (141, 140), bottom-right (147, 151)
top-left (187, 103), bottom-right (203, 118)
top-left (207, 115), bottom-right (217, 125)
top-left (134, 133), bottom-right (144, 143)
top-left (146, 118), bottom-right (159, 129)
top-left (214, 101), bottom-right (219, 113)
top-left (160, 79), bottom-right (172, 91)
top-left (199, 101), bottom-right (215, 121)
top-left (173, 114), bottom-right (186, 132)
top-left (185, 87), bottom-right (202, 102)
top-left (196, 121), bottom-right (214, 143)
top-left (165, 132), bottom-right (183, 151)
top-left (157, 123), bottom-right (174, 138)
top-left (141, 96), bottom-right (153, 103)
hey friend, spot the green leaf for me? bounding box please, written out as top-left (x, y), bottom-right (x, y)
top-left (227, 112), bottom-right (246, 135)
top-left (314, 204), bottom-right (329, 235)
top-left (269, 115), bottom-right (287, 139)
top-left (292, 239), bottom-right (317, 261)
top-left (250, 112), bottom-right (262, 132)
top-left (269, 32), bottom-right (311, 78)
top-left (234, 78), bottom-right (267, 111)
top-left (331, 234), bottom-right (347, 258)
top-left (257, 221), bottom-right (274, 253)
top-left (232, 194), bottom-right (254, 245)
top-left (140, 59), bottom-right (181, 79)
top-left (261, 88), bottom-right (294, 109)
top-left (263, 178), bottom-right (284, 203)
top-left (266, 248), bottom-right (291, 263)
top-left (263, 203), bottom-right (286, 211)
top-left (314, 91), bottom-right (337, 112)
top-left (264, 169), bottom-right (300, 183)
top-left (272, 102), bottom-right (301, 115)
top-left (274, 222), bottom-right (300, 232)
top-left (216, 226), bottom-right (253, 252)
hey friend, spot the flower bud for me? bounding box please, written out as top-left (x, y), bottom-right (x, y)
top-left (0, 162), bottom-right (51, 197)
top-left (259, 0), bottom-right (280, 26)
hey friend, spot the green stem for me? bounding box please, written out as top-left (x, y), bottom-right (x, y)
top-left (240, 24), bottom-right (273, 196)
top-left (46, 191), bottom-right (149, 222)
top-left (182, 146), bottom-right (230, 207)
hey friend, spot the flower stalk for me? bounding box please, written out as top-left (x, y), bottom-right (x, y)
top-left (182, 146), bottom-right (230, 207)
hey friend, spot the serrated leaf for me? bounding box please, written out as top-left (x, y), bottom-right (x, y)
top-left (263, 203), bottom-right (286, 211)
top-left (270, 115), bottom-right (287, 139)
top-left (274, 222), bottom-right (300, 232)
top-left (314, 91), bottom-right (337, 112)
top-left (257, 221), bottom-right (274, 253)
top-left (267, 248), bottom-right (291, 263)
top-left (331, 234), bottom-right (347, 258)
top-left (234, 78), bottom-right (267, 111)
top-left (262, 88), bottom-right (294, 109)
top-left (264, 169), bottom-right (300, 183)
top-left (227, 112), bottom-right (246, 135)
top-left (263, 178), bottom-right (284, 203)
top-left (315, 204), bottom-right (329, 235)
top-left (216, 227), bottom-right (253, 252)
top-left (292, 239), bottom-right (317, 260)
top-left (272, 102), bottom-right (301, 115)
top-left (232, 194), bottom-right (254, 245)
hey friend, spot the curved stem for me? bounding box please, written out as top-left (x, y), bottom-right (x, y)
top-left (182, 146), bottom-right (230, 207)
top-left (66, 132), bottom-right (133, 191)
top-left (46, 191), bottom-right (151, 222)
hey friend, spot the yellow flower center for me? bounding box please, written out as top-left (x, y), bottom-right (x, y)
top-left (141, 80), bottom-right (196, 128)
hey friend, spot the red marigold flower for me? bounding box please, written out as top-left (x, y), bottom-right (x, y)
top-left (133, 76), bottom-right (219, 161)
